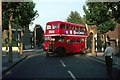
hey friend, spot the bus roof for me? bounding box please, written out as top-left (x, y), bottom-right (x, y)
top-left (46, 21), bottom-right (85, 27)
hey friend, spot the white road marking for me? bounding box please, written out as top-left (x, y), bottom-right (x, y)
top-left (60, 60), bottom-right (66, 67)
top-left (68, 71), bottom-right (77, 80)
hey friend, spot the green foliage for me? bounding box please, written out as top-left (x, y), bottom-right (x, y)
top-left (2, 2), bottom-right (38, 30)
top-left (66, 11), bottom-right (84, 24)
top-left (87, 33), bottom-right (93, 49)
top-left (35, 25), bottom-right (44, 47)
top-left (106, 2), bottom-right (120, 23)
top-left (83, 2), bottom-right (116, 33)
top-left (98, 20), bottom-right (116, 33)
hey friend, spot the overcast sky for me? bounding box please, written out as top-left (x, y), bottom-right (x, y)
top-left (29, 0), bottom-right (86, 31)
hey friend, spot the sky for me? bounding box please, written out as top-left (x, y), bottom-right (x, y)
top-left (29, 0), bottom-right (86, 31)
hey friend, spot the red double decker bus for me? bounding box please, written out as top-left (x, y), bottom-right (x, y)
top-left (44, 21), bottom-right (88, 56)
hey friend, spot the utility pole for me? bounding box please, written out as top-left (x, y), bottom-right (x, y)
top-left (8, 13), bottom-right (13, 62)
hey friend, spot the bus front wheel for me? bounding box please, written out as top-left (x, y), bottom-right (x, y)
top-left (46, 52), bottom-right (50, 57)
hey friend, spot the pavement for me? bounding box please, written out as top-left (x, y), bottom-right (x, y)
top-left (2, 49), bottom-right (43, 74)
top-left (86, 52), bottom-right (120, 70)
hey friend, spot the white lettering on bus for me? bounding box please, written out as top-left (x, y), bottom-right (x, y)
top-left (66, 31), bottom-right (68, 34)
top-left (49, 30), bottom-right (54, 33)
top-left (74, 30), bottom-right (84, 35)
top-left (70, 30), bottom-right (72, 34)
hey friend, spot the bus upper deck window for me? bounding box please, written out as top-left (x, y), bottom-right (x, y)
top-left (46, 25), bottom-right (51, 29)
top-left (72, 26), bottom-right (75, 30)
top-left (66, 25), bottom-right (70, 30)
top-left (60, 24), bottom-right (65, 29)
top-left (75, 26), bottom-right (79, 31)
top-left (80, 28), bottom-right (85, 32)
top-left (52, 24), bottom-right (58, 29)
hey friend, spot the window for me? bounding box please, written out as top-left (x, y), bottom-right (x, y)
top-left (53, 24), bottom-right (58, 29)
top-left (71, 26), bottom-right (74, 30)
top-left (46, 25), bottom-right (51, 29)
top-left (45, 37), bottom-right (50, 41)
top-left (71, 38), bottom-right (77, 43)
top-left (80, 38), bottom-right (84, 43)
top-left (66, 24), bottom-right (70, 30)
top-left (67, 39), bottom-right (70, 43)
top-left (75, 26), bottom-right (79, 31)
top-left (59, 37), bottom-right (64, 42)
top-left (77, 38), bottom-right (80, 42)
top-left (80, 28), bottom-right (85, 32)
top-left (52, 36), bottom-right (64, 42)
top-left (60, 24), bottom-right (65, 29)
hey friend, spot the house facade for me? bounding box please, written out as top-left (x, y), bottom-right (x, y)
top-left (106, 23), bottom-right (120, 54)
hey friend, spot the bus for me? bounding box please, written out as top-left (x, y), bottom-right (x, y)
top-left (44, 21), bottom-right (88, 56)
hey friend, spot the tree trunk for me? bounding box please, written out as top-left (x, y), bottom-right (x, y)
top-left (91, 32), bottom-right (95, 56)
top-left (34, 27), bottom-right (36, 49)
top-left (8, 13), bottom-right (13, 62)
top-left (118, 23), bottom-right (120, 52)
top-left (19, 27), bottom-right (24, 57)
top-left (6, 30), bottom-right (9, 55)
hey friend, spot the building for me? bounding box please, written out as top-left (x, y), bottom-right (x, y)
top-left (106, 23), bottom-right (120, 55)
top-left (2, 24), bottom-right (32, 52)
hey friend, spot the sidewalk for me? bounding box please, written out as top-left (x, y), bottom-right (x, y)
top-left (86, 52), bottom-right (120, 70)
top-left (2, 49), bottom-right (42, 74)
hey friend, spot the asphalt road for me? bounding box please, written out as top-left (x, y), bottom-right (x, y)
top-left (2, 52), bottom-right (120, 80)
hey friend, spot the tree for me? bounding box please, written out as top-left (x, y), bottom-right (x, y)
top-left (2, 1), bottom-right (38, 61)
top-left (66, 11), bottom-right (84, 24)
top-left (106, 2), bottom-right (120, 23)
top-left (83, 2), bottom-right (116, 55)
top-left (35, 25), bottom-right (44, 48)
top-left (83, 2), bottom-right (116, 33)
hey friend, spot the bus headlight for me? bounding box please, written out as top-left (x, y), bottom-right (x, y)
top-left (51, 38), bottom-right (55, 41)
